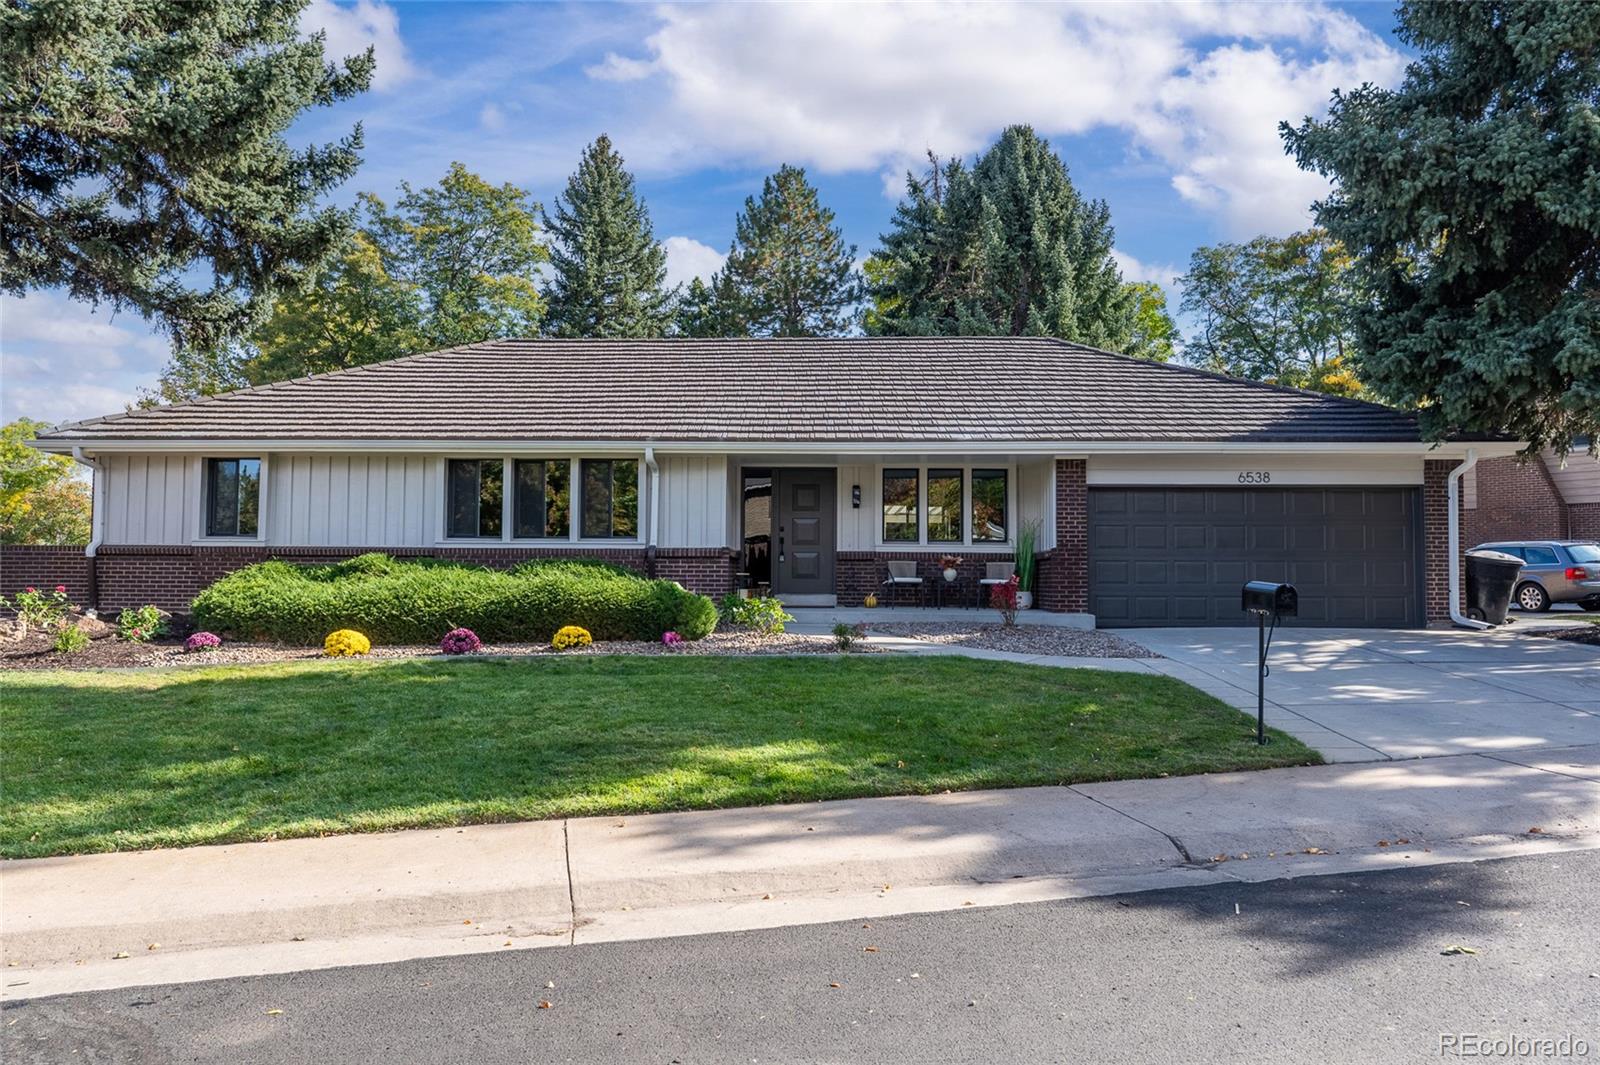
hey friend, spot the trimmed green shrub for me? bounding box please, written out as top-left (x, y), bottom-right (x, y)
top-left (191, 553), bottom-right (719, 646)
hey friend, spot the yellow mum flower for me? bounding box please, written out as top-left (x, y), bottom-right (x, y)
top-left (551, 625), bottom-right (592, 651)
top-left (324, 629), bottom-right (372, 657)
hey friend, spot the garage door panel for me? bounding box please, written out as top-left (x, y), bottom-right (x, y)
top-left (1089, 487), bottom-right (1420, 628)
top-left (1213, 525), bottom-right (1247, 550)
top-left (1133, 525), bottom-right (1167, 549)
top-left (1094, 523), bottom-right (1130, 549)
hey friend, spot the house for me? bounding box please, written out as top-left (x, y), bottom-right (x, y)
top-left (15, 337), bottom-right (1521, 628)
top-left (1463, 447), bottom-right (1600, 546)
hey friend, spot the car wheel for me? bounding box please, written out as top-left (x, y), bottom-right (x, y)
top-left (1514, 582), bottom-right (1551, 612)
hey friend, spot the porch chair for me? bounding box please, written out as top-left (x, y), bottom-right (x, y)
top-left (881, 560), bottom-right (924, 608)
top-left (976, 561), bottom-right (1015, 608)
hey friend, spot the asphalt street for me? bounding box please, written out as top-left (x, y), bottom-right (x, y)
top-left (5, 850), bottom-right (1598, 1065)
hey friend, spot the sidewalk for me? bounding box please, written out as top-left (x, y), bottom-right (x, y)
top-left (5, 744), bottom-right (1598, 1000)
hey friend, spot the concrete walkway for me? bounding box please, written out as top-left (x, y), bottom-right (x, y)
top-left (6, 745), bottom-right (1598, 1001)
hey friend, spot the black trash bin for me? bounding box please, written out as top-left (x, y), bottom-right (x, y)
top-left (1465, 549), bottom-right (1524, 624)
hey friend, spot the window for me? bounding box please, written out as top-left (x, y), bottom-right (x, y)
top-left (514, 459), bottom-right (570, 539)
top-left (882, 468), bottom-right (919, 542)
top-left (1522, 545), bottom-right (1559, 566)
top-left (447, 459), bottom-right (503, 539)
top-left (971, 469), bottom-right (1008, 542)
top-left (205, 458), bottom-right (261, 537)
top-left (927, 468), bottom-right (963, 542)
top-left (581, 459), bottom-right (638, 539)
top-left (1568, 544), bottom-right (1600, 564)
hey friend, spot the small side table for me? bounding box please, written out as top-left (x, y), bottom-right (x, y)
top-left (933, 571), bottom-right (962, 609)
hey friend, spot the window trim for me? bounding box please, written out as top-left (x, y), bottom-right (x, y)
top-left (199, 455), bottom-right (267, 542)
top-left (511, 457), bottom-right (574, 541)
top-left (873, 462), bottom-right (1015, 549)
top-left (579, 457), bottom-right (642, 541)
top-left (445, 457), bottom-right (508, 540)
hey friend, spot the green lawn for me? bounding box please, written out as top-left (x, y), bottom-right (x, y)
top-left (0, 656), bottom-right (1319, 858)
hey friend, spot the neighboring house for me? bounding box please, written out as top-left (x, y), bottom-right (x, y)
top-left (1464, 447), bottom-right (1600, 546)
top-left (14, 338), bottom-right (1519, 628)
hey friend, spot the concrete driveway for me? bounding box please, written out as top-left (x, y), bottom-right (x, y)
top-left (1126, 626), bottom-right (1600, 762)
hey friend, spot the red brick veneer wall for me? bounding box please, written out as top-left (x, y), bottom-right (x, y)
top-left (1464, 455), bottom-right (1568, 545)
top-left (1570, 503), bottom-right (1600, 540)
top-left (836, 550), bottom-right (1016, 608)
top-left (1034, 459), bottom-right (1088, 614)
top-left (1422, 459), bottom-right (1456, 624)
top-left (8, 544), bottom-right (735, 613)
top-left (0, 545), bottom-right (92, 603)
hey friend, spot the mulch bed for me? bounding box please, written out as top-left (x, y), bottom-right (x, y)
top-left (866, 622), bottom-right (1160, 658)
top-left (0, 629), bottom-right (874, 671)
top-left (1525, 625), bottom-right (1600, 648)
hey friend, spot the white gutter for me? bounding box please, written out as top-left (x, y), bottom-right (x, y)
top-left (71, 446), bottom-right (105, 559)
top-left (1447, 448), bottom-right (1490, 630)
top-left (644, 445), bottom-right (660, 549)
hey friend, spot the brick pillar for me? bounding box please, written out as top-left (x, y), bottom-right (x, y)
top-left (1037, 459), bottom-right (1088, 613)
top-left (1423, 458), bottom-right (1455, 624)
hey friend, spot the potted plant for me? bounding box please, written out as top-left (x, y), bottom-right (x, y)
top-left (939, 554), bottom-right (964, 582)
top-left (1015, 521), bottom-right (1038, 609)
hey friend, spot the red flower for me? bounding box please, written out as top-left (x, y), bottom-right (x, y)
top-left (54, 585), bottom-right (67, 593)
top-left (25, 587), bottom-right (36, 593)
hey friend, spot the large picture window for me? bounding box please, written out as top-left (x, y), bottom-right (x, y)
top-left (447, 459), bottom-right (503, 539)
top-left (882, 468), bottom-right (919, 542)
top-left (205, 458), bottom-right (260, 537)
top-left (927, 468), bottom-right (963, 542)
top-left (971, 469), bottom-right (1008, 542)
top-left (514, 459), bottom-right (570, 539)
top-left (580, 459), bottom-right (638, 539)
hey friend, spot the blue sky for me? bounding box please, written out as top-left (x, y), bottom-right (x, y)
top-left (2, 0), bottom-right (1411, 425)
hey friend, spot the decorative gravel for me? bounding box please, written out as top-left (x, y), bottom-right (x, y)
top-left (0, 629), bottom-right (873, 671)
top-left (1525, 625), bottom-right (1600, 648)
top-left (866, 622), bottom-right (1160, 658)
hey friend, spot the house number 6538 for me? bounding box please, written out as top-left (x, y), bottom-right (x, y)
top-left (1237, 471), bottom-right (1271, 484)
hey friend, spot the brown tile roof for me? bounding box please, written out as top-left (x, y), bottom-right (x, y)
top-left (42, 337), bottom-right (1430, 444)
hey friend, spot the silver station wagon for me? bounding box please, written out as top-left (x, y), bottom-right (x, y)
top-left (1471, 540), bottom-right (1600, 613)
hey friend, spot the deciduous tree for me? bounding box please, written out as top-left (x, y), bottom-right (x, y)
top-left (1179, 229), bottom-right (1362, 396)
top-left (1, 419), bottom-right (90, 545)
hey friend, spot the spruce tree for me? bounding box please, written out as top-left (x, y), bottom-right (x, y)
top-left (1282, 2), bottom-right (1600, 454)
top-left (1, 0), bottom-right (372, 349)
top-left (868, 126), bottom-right (1133, 349)
top-left (717, 165), bottom-right (862, 337)
top-left (541, 135), bottom-right (673, 338)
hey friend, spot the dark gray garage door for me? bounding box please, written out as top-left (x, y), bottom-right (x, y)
top-left (1088, 487), bottom-right (1422, 627)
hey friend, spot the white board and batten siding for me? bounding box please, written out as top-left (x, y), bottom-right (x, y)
top-left (265, 454), bottom-right (439, 547)
top-left (101, 453), bottom-right (199, 545)
top-left (1544, 449), bottom-right (1600, 505)
top-left (655, 454), bottom-right (730, 548)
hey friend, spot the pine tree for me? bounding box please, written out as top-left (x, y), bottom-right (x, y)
top-left (868, 126), bottom-right (1133, 349)
top-left (541, 135), bottom-right (674, 338)
top-left (717, 165), bottom-right (862, 337)
top-left (1282, 2), bottom-right (1600, 454)
top-left (674, 275), bottom-right (747, 338)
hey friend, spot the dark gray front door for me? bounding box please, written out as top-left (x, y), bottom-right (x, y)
top-left (772, 468), bottom-right (836, 598)
top-left (1089, 487), bottom-right (1423, 627)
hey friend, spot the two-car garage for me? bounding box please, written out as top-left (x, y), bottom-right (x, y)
top-left (1087, 485), bottom-right (1424, 628)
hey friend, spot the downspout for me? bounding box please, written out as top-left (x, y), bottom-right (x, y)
top-left (644, 446), bottom-right (660, 578)
top-left (1447, 448), bottom-right (1490, 630)
top-left (71, 446), bottom-right (105, 610)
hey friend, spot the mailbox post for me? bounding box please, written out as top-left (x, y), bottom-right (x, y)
top-left (1241, 581), bottom-right (1298, 745)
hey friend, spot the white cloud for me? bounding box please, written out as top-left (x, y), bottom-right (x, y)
top-left (592, 1), bottom-right (1404, 236)
top-left (479, 102), bottom-right (507, 131)
top-left (301, 0), bottom-right (416, 91)
top-left (662, 236), bottom-right (726, 289)
top-left (0, 292), bottom-right (168, 424)
top-left (1112, 249), bottom-right (1183, 291)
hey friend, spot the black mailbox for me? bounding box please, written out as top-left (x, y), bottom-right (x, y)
top-left (1242, 580), bottom-right (1297, 618)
